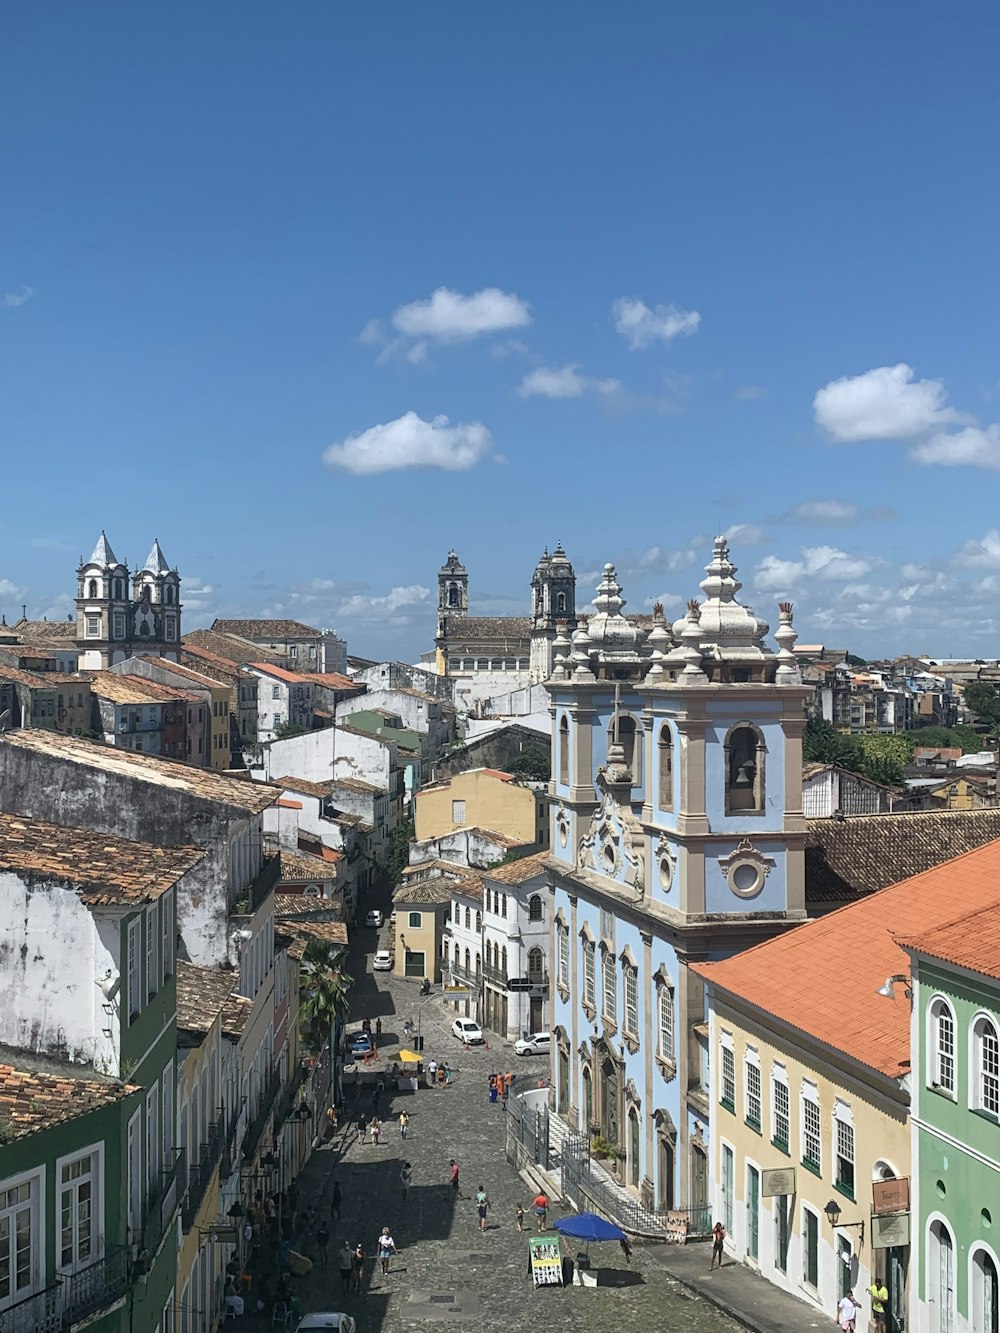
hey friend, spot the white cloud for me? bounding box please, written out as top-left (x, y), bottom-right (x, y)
top-left (517, 364), bottom-right (621, 400)
top-left (771, 499), bottom-right (896, 527)
top-left (358, 318), bottom-right (384, 346)
top-left (403, 340), bottom-right (428, 365)
top-left (814, 363), bottom-right (958, 442)
top-left (391, 287), bottom-right (531, 342)
top-left (735, 384), bottom-right (765, 400)
top-left (322, 411), bottom-right (493, 475)
top-left (957, 530), bottom-right (1000, 568)
top-left (2, 286), bottom-right (33, 308)
top-left (335, 584), bottom-right (431, 619)
top-left (755, 545), bottom-right (872, 591)
top-left (0, 578), bottom-right (24, 600)
top-left (183, 576), bottom-right (214, 598)
top-left (910, 424), bottom-right (1000, 470)
top-left (612, 296), bottom-right (701, 349)
top-left (489, 339), bottom-right (530, 359)
top-left (724, 523), bottom-right (767, 546)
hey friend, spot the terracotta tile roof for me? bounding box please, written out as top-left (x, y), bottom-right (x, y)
top-left (277, 850), bottom-right (338, 881)
top-left (273, 903), bottom-right (349, 957)
top-left (89, 672), bottom-right (190, 705)
top-left (392, 876), bottom-right (462, 906)
top-left (0, 1064), bottom-right (137, 1141)
top-left (0, 813), bottom-right (203, 904)
top-left (181, 643), bottom-right (250, 675)
top-left (276, 798), bottom-right (303, 810)
top-left (898, 899), bottom-right (1000, 982)
top-left (11, 618), bottom-right (77, 641)
top-left (144, 659), bottom-right (226, 691)
top-left (0, 730), bottom-right (280, 813)
top-left (212, 618), bottom-right (322, 639)
top-left (221, 994), bottom-right (253, 1041)
top-left (801, 762), bottom-right (892, 791)
top-left (482, 850), bottom-right (550, 884)
top-left (0, 664), bottom-right (58, 689)
top-left (175, 961), bottom-right (238, 1037)
top-left (401, 858), bottom-right (470, 877)
top-left (695, 836), bottom-right (1000, 1078)
top-left (183, 630), bottom-right (280, 666)
top-left (805, 808), bottom-right (1000, 903)
top-left (313, 673), bottom-right (361, 690)
top-left (331, 777), bottom-right (381, 795)
top-left (441, 616), bottom-right (532, 640)
top-left (250, 662), bottom-right (316, 685)
top-left (277, 775), bottom-right (336, 798)
top-left (482, 768), bottom-right (514, 782)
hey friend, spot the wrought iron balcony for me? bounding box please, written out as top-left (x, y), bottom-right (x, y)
top-left (181, 1106), bottom-right (233, 1231)
top-left (136, 1150), bottom-right (185, 1273)
top-left (0, 1283), bottom-right (61, 1333)
top-left (242, 1067), bottom-right (281, 1163)
top-left (60, 1247), bottom-right (130, 1326)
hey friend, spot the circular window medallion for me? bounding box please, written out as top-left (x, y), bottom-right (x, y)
top-left (732, 862), bottom-right (759, 893)
top-left (557, 816), bottom-right (569, 849)
top-left (603, 842), bottom-right (617, 871)
top-left (658, 853), bottom-right (674, 891)
top-left (719, 838), bottom-right (774, 900)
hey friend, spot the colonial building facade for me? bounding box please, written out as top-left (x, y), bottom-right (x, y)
top-left (76, 532), bottom-right (181, 670)
top-left (546, 537), bottom-right (809, 1215)
top-left (433, 544), bottom-right (578, 706)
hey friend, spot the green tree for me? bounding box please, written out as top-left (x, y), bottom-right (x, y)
top-left (298, 939), bottom-right (353, 1054)
top-left (802, 717), bottom-right (862, 771)
top-left (275, 720), bottom-right (308, 740)
top-left (386, 818), bottom-right (414, 884)
top-left (909, 723), bottom-right (986, 753)
top-left (963, 682), bottom-right (1000, 733)
top-left (507, 748), bottom-right (551, 781)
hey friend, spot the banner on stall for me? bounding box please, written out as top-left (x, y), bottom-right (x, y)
top-left (529, 1234), bottom-right (563, 1287)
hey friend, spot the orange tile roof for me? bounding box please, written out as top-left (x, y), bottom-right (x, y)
top-left (0, 1064), bottom-right (138, 1141)
top-left (89, 672), bottom-right (190, 705)
top-left (250, 662), bottom-right (315, 685)
top-left (694, 836), bottom-right (1000, 1078)
top-left (277, 775), bottom-right (336, 798)
top-left (276, 798), bottom-right (303, 810)
top-left (482, 850), bottom-right (550, 884)
top-left (312, 673), bottom-right (361, 690)
top-left (175, 961), bottom-right (239, 1037)
top-left (898, 901), bottom-right (1000, 982)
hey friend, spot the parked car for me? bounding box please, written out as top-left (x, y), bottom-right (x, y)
top-left (350, 1031), bottom-right (373, 1056)
top-left (295, 1316), bottom-right (356, 1333)
top-left (514, 1031), bottom-right (551, 1057)
top-left (373, 949), bottom-right (393, 972)
top-left (365, 909), bottom-right (383, 928)
top-left (452, 1017), bottom-right (485, 1045)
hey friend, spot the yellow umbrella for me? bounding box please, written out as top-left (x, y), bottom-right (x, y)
top-left (397, 1049), bottom-right (422, 1063)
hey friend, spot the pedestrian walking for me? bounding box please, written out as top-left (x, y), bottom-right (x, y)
top-left (375, 1017), bottom-right (382, 1039)
top-left (449, 1159), bottom-right (463, 1198)
top-left (515, 1203), bottom-right (524, 1232)
top-left (371, 1118), bottom-right (381, 1146)
top-left (501, 1074), bottom-right (509, 1106)
top-left (376, 1226), bottom-right (398, 1275)
top-left (475, 1185), bottom-right (491, 1232)
top-left (357, 1112), bottom-right (367, 1141)
top-left (867, 1279), bottom-right (889, 1333)
top-left (532, 1191), bottom-right (549, 1231)
top-left (336, 1241), bottom-right (352, 1296)
top-left (316, 1219), bottom-right (330, 1268)
top-left (401, 1162), bottom-right (412, 1202)
top-left (428, 1058), bottom-right (438, 1087)
top-left (399, 1111), bottom-right (409, 1139)
top-left (376, 1074), bottom-right (386, 1103)
top-left (330, 1180), bottom-right (342, 1222)
top-left (838, 1291), bottom-right (860, 1332)
top-left (351, 1242), bottom-right (366, 1293)
top-left (444, 1062), bottom-right (453, 1085)
top-left (710, 1220), bottom-right (726, 1269)
top-left (620, 1236), bottom-right (633, 1264)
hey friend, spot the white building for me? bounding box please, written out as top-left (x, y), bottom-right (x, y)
top-left (250, 663), bottom-right (316, 741)
top-left (480, 852), bottom-right (551, 1042)
top-left (261, 725), bottom-right (404, 839)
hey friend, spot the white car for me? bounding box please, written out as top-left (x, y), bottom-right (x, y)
top-left (294, 1316), bottom-right (356, 1333)
top-left (364, 909), bottom-right (383, 928)
top-left (373, 949), bottom-right (393, 972)
top-left (452, 1017), bottom-right (484, 1045)
top-left (515, 1032), bottom-right (551, 1057)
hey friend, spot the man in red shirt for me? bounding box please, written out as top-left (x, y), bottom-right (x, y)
top-left (533, 1191), bottom-right (549, 1230)
top-left (449, 1159), bottom-right (463, 1198)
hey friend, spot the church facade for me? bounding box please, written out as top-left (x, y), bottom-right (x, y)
top-left (545, 537), bottom-right (809, 1218)
top-left (433, 545), bottom-right (578, 708)
top-left (76, 531), bottom-right (182, 669)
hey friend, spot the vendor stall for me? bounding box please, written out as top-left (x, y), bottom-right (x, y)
top-left (552, 1211), bottom-right (627, 1287)
top-left (528, 1234), bottom-right (563, 1287)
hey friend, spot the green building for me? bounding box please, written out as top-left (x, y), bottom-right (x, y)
top-left (0, 814), bottom-right (205, 1332)
top-left (901, 903), bottom-right (1000, 1333)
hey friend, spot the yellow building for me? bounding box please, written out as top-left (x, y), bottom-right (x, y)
top-left (689, 857), bottom-right (961, 1331)
top-left (415, 766), bottom-right (546, 847)
top-left (175, 961), bottom-right (241, 1333)
top-left (156, 659), bottom-right (233, 770)
top-left (391, 876), bottom-right (456, 982)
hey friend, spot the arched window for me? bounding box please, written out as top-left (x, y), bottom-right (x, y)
top-left (528, 947), bottom-right (544, 979)
top-left (929, 1221), bottom-right (956, 1331)
top-left (165, 585), bottom-right (174, 605)
top-left (448, 583), bottom-right (460, 607)
top-left (629, 1107), bottom-right (640, 1187)
top-left (88, 579), bottom-right (98, 598)
top-left (501, 946), bottom-right (508, 976)
top-left (475, 911), bottom-right (482, 933)
top-left (726, 724), bottom-right (765, 813)
top-left (972, 1246), bottom-right (999, 1333)
top-left (556, 591), bottom-right (567, 613)
top-left (113, 579), bottom-right (122, 599)
top-left (454, 943), bottom-right (460, 968)
top-left (501, 894), bottom-right (507, 919)
top-left (611, 715), bottom-right (641, 784)
top-left (558, 716), bottom-right (569, 784)
top-left (929, 996), bottom-right (956, 1093)
top-left (973, 1014), bottom-right (1000, 1117)
top-left (465, 948), bottom-right (471, 975)
top-left (475, 952), bottom-right (481, 978)
top-left (529, 894), bottom-right (543, 922)
top-left (658, 725), bottom-right (673, 811)
top-left (464, 906), bottom-right (470, 930)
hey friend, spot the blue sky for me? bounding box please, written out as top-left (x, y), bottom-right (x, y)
top-left (4, 3), bottom-right (1000, 661)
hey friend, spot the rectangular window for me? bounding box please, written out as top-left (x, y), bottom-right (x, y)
top-left (86, 615), bottom-right (100, 637)
top-left (127, 919), bottom-right (141, 1021)
top-left (602, 950), bottom-right (616, 1023)
top-left (835, 1117), bottom-right (855, 1197)
top-left (623, 964), bottom-right (638, 1037)
top-left (557, 925), bottom-right (569, 989)
top-left (583, 941), bottom-right (595, 1008)
top-left (272, 685), bottom-right (280, 699)
top-left (658, 986), bottom-right (674, 1061)
top-left (450, 798), bottom-right (466, 824)
top-left (161, 1062), bottom-right (174, 1171)
top-left (408, 911), bottom-right (422, 928)
top-left (59, 1149), bottom-right (99, 1271)
top-left (773, 1195), bottom-right (789, 1274)
top-left (127, 1111), bottom-right (142, 1241)
top-left (146, 1087), bottom-right (159, 1192)
top-left (803, 1207), bottom-right (819, 1288)
top-left (721, 1143), bottom-right (734, 1233)
top-left (0, 1175), bottom-right (38, 1303)
top-left (802, 1092), bottom-right (821, 1173)
top-left (164, 620), bottom-right (175, 640)
top-left (721, 1045), bottom-right (735, 1111)
top-left (745, 1055), bottom-right (762, 1131)
top-left (772, 1074), bottom-right (790, 1152)
top-left (146, 904), bottom-right (158, 998)
top-left (161, 888), bottom-right (173, 982)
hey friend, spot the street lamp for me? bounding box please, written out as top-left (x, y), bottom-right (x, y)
top-left (824, 1198), bottom-right (865, 1248)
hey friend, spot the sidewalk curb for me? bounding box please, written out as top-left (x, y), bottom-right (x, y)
top-left (657, 1265), bottom-right (769, 1333)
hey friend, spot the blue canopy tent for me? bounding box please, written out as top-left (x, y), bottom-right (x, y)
top-left (553, 1212), bottom-right (626, 1243)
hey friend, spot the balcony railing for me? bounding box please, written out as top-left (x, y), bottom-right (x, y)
top-left (274, 1060), bottom-right (308, 1130)
top-left (248, 853), bottom-right (281, 914)
top-left (449, 961), bottom-right (481, 987)
top-left (0, 1283), bottom-right (62, 1333)
top-left (242, 1067), bottom-right (281, 1163)
top-left (61, 1247), bottom-right (130, 1326)
top-left (137, 1150), bottom-right (186, 1272)
top-left (181, 1105), bottom-right (233, 1231)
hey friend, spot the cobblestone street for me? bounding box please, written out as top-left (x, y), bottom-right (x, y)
top-left (247, 925), bottom-right (742, 1333)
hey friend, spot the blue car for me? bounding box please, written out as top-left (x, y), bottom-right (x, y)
top-left (350, 1032), bottom-right (373, 1056)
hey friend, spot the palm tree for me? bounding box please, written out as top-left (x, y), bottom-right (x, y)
top-left (297, 939), bottom-right (353, 1054)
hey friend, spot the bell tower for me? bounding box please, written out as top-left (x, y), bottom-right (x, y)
top-left (435, 550), bottom-right (468, 675)
top-left (76, 531), bottom-right (131, 670)
top-left (530, 542), bottom-right (578, 682)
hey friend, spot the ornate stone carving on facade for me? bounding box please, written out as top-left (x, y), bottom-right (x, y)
top-left (576, 768), bottom-right (646, 895)
top-left (717, 837), bottom-right (775, 899)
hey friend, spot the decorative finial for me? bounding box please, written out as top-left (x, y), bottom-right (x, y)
top-left (680, 600), bottom-right (707, 682)
top-left (775, 602), bottom-right (800, 684)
